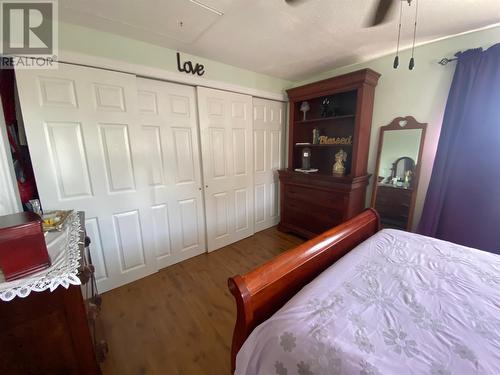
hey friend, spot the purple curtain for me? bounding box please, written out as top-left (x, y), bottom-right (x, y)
top-left (418, 44), bottom-right (500, 254)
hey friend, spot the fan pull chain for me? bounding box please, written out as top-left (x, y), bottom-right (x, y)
top-left (393, 0), bottom-right (404, 69)
top-left (409, 0), bottom-right (419, 70)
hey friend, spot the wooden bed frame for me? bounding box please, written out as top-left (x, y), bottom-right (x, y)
top-left (227, 208), bottom-right (380, 372)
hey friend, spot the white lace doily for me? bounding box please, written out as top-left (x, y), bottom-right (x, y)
top-left (0, 211), bottom-right (82, 301)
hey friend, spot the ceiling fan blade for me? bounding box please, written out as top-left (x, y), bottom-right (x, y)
top-left (366, 0), bottom-right (396, 27)
top-left (284, 0), bottom-right (309, 6)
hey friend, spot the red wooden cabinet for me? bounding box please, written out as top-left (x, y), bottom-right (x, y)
top-left (0, 212), bottom-right (105, 374)
top-left (279, 69), bottom-right (380, 238)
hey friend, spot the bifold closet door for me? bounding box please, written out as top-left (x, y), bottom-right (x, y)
top-left (136, 78), bottom-right (205, 269)
top-left (197, 87), bottom-right (254, 252)
top-left (16, 63), bottom-right (157, 292)
top-left (253, 98), bottom-right (285, 232)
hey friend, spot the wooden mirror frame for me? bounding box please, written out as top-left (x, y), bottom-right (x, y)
top-left (370, 116), bottom-right (427, 231)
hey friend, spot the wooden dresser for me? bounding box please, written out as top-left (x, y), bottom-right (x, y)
top-left (374, 185), bottom-right (413, 229)
top-left (0, 212), bottom-right (106, 374)
top-left (278, 171), bottom-right (371, 238)
top-left (279, 69), bottom-right (380, 238)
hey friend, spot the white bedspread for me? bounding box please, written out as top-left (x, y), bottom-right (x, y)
top-left (236, 229), bottom-right (500, 375)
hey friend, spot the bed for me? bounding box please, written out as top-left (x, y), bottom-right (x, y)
top-left (228, 209), bottom-right (500, 374)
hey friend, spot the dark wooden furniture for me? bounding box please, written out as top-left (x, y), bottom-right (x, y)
top-left (371, 116), bottom-right (427, 230)
top-left (228, 208), bottom-right (380, 373)
top-left (0, 212), bottom-right (105, 374)
top-left (279, 69), bottom-right (380, 238)
top-left (374, 185), bottom-right (413, 229)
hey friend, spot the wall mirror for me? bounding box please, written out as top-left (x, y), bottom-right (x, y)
top-left (371, 116), bottom-right (427, 230)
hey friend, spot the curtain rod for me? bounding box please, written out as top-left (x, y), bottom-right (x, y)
top-left (438, 57), bottom-right (458, 66)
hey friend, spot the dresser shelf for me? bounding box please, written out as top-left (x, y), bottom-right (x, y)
top-left (294, 144), bottom-right (353, 148)
top-left (294, 114), bottom-right (355, 124)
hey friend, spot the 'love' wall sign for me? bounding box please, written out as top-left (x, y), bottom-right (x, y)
top-left (176, 52), bottom-right (205, 76)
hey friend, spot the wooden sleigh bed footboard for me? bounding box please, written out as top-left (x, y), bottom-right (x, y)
top-left (227, 208), bottom-right (380, 373)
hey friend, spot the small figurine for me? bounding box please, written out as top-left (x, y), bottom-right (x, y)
top-left (320, 96), bottom-right (336, 117)
top-left (403, 170), bottom-right (413, 188)
top-left (300, 101), bottom-right (310, 121)
top-left (332, 149), bottom-right (347, 176)
top-left (312, 128), bottom-right (320, 144)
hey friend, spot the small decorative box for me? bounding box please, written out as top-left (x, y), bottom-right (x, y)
top-left (0, 212), bottom-right (50, 281)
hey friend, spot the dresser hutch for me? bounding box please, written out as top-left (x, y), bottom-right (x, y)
top-left (278, 69), bottom-right (380, 238)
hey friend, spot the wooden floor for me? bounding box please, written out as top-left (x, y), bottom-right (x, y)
top-left (100, 227), bottom-right (303, 375)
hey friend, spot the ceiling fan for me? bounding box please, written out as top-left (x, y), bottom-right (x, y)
top-left (284, 0), bottom-right (413, 28)
top-left (365, 0), bottom-right (420, 70)
top-left (285, 0), bottom-right (419, 70)
top-left (366, 0), bottom-right (413, 27)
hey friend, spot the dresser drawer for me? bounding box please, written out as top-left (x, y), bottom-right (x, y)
top-left (375, 202), bottom-right (409, 219)
top-left (284, 200), bottom-right (344, 234)
top-left (375, 186), bottom-right (412, 219)
top-left (278, 171), bottom-right (370, 239)
top-left (376, 186), bottom-right (412, 203)
top-left (285, 185), bottom-right (346, 210)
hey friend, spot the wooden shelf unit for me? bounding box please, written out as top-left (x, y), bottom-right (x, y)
top-left (279, 68), bottom-right (380, 238)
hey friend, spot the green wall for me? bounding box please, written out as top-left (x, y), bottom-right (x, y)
top-left (59, 22), bottom-right (293, 95)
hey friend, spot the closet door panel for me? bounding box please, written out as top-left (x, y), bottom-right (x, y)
top-left (235, 188), bottom-right (250, 232)
top-left (172, 127), bottom-right (196, 184)
top-left (214, 192), bottom-right (230, 239)
top-left (113, 210), bottom-right (147, 272)
top-left (16, 63), bottom-right (157, 292)
top-left (255, 184), bottom-right (266, 225)
top-left (84, 217), bottom-right (108, 282)
top-left (253, 98), bottom-right (286, 232)
top-left (151, 203), bottom-right (172, 260)
top-left (198, 87), bottom-right (254, 252)
top-left (178, 198), bottom-right (200, 251)
top-left (142, 125), bottom-right (165, 186)
top-left (137, 78), bottom-right (206, 269)
top-left (44, 121), bottom-right (93, 199)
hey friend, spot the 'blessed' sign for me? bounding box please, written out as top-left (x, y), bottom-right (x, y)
top-left (176, 52), bottom-right (205, 76)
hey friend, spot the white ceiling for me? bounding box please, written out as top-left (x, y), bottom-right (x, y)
top-left (60, 0), bottom-right (500, 81)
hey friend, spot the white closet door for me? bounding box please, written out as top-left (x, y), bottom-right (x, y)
top-left (137, 78), bottom-right (205, 269)
top-left (16, 63), bottom-right (156, 292)
top-left (197, 87), bottom-right (254, 252)
top-left (253, 98), bottom-right (285, 232)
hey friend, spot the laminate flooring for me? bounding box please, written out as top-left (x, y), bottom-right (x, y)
top-left (100, 227), bottom-right (303, 375)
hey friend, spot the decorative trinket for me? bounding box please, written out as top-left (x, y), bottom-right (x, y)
top-left (320, 97), bottom-right (336, 117)
top-left (301, 147), bottom-right (311, 170)
top-left (312, 128), bottom-right (320, 144)
top-left (403, 170), bottom-right (413, 188)
top-left (332, 149), bottom-right (347, 176)
top-left (300, 101), bottom-right (310, 121)
top-left (319, 135), bottom-right (352, 145)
